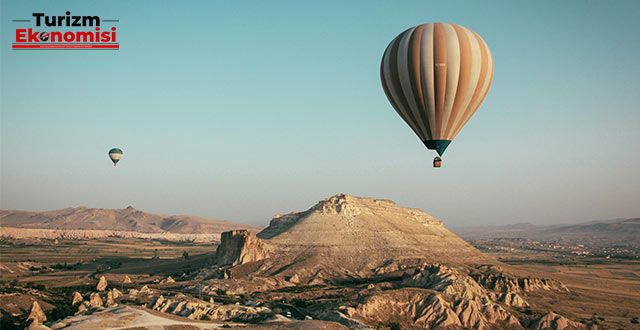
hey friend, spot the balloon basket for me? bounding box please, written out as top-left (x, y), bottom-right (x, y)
top-left (433, 157), bottom-right (442, 168)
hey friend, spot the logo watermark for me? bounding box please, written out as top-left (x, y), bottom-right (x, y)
top-left (11, 12), bottom-right (119, 49)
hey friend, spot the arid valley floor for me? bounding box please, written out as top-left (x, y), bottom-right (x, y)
top-left (1, 195), bottom-right (639, 329)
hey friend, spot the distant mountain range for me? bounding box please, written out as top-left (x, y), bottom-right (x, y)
top-left (453, 218), bottom-right (640, 246)
top-left (0, 206), bottom-right (262, 235)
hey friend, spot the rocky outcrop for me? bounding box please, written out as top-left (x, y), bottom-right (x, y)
top-left (343, 289), bottom-right (521, 330)
top-left (76, 303), bottom-right (88, 314)
top-left (473, 271), bottom-right (569, 294)
top-left (71, 292), bottom-right (83, 306)
top-left (530, 312), bottom-right (586, 330)
top-left (216, 230), bottom-right (270, 266)
top-left (106, 291), bottom-right (115, 306)
top-left (36, 305), bottom-right (351, 330)
top-left (288, 274), bottom-right (300, 284)
top-left (89, 292), bottom-right (103, 308)
top-left (402, 264), bottom-right (489, 302)
top-left (340, 262), bottom-right (574, 329)
top-left (96, 276), bottom-right (108, 291)
top-left (27, 301), bottom-right (47, 324)
top-left (495, 292), bottom-right (529, 307)
top-left (110, 288), bottom-right (122, 300)
top-left (399, 263), bottom-right (536, 310)
top-left (123, 275), bottom-right (132, 284)
top-left (73, 288), bottom-right (122, 313)
top-left (140, 285), bottom-right (152, 294)
top-left (161, 276), bottom-right (175, 283)
top-left (146, 294), bottom-right (273, 322)
top-left (312, 194), bottom-right (364, 217)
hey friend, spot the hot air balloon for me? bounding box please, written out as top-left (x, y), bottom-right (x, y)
top-left (381, 23), bottom-right (494, 167)
top-left (108, 148), bottom-right (123, 166)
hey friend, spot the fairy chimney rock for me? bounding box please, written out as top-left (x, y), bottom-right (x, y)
top-left (96, 276), bottom-right (108, 291)
top-left (27, 301), bottom-right (47, 324)
top-left (71, 291), bottom-right (83, 306)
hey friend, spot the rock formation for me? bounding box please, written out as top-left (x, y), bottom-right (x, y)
top-left (76, 303), bottom-right (87, 314)
top-left (203, 194), bottom-right (583, 329)
top-left (401, 264), bottom-right (489, 302)
top-left (161, 276), bottom-right (175, 283)
top-left (337, 263), bottom-right (538, 329)
top-left (110, 288), bottom-right (122, 300)
top-left (123, 275), bottom-right (132, 284)
top-left (494, 292), bottom-right (529, 307)
top-left (106, 291), bottom-right (115, 306)
top-left (216, 230), bottom-right (271, 266)
top-left (89, 292), bottom-right (103, 308)
top-left (216, 194), bottom-right (496, 284)
top-left (146, 294), bottom-right (273, 322)
top-left (96, 276), bottom-right (108, 291)
top-left (71, 292), bottom-right (83, 306)
top-left (343, 289), bottom-right (520, 330)
top-left (531, 312), bottom-right (586, 330)
top-left (30, 305), bottom-right (348, 330)
top-left (27, 301), bottom-right (47, 325)
top-left (140, 285), bottom-right (152, 294)
top-left (472, 267), bottom-right (569, 293)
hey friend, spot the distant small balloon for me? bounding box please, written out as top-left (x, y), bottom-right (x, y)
top-left (108, 148), bottom-right (123, 166)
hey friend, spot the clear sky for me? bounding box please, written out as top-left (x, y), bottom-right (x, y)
top-left (1, 0), bottom-right (639, 227)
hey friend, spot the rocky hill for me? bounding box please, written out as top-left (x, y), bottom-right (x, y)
top-left (200, 194), bottom-right (585, 329)
top-left (215, 194), bottom-right (496, 282)
top-left (0, 206), bottom-right (262, 235)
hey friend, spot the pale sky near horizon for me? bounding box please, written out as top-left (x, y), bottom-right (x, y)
top-left (1, 0), bottom-right (639, 227)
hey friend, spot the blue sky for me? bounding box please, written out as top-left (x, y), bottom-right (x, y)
top-left (1, 0), bottom-right (639, 227)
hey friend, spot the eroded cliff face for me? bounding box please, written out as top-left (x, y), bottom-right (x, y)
top-left (530, 312), bottom-right (586, 330)
top-left (216, 230), bottom-right (271, 266)
top-left (472, 270), bottom-right (569, 294)
top-left (343, 289), bottom-right (522, 330)
top-left (339, 263), bottom-right (575, 330)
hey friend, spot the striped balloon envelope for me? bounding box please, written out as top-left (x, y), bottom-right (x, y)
top-left (108, 148), bottom-right (123, 166)
top-left (381, 23), bottom-right (494, 157)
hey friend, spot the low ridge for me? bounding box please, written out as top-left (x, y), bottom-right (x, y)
top-left (0, 206), bottom-right (261, 235)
